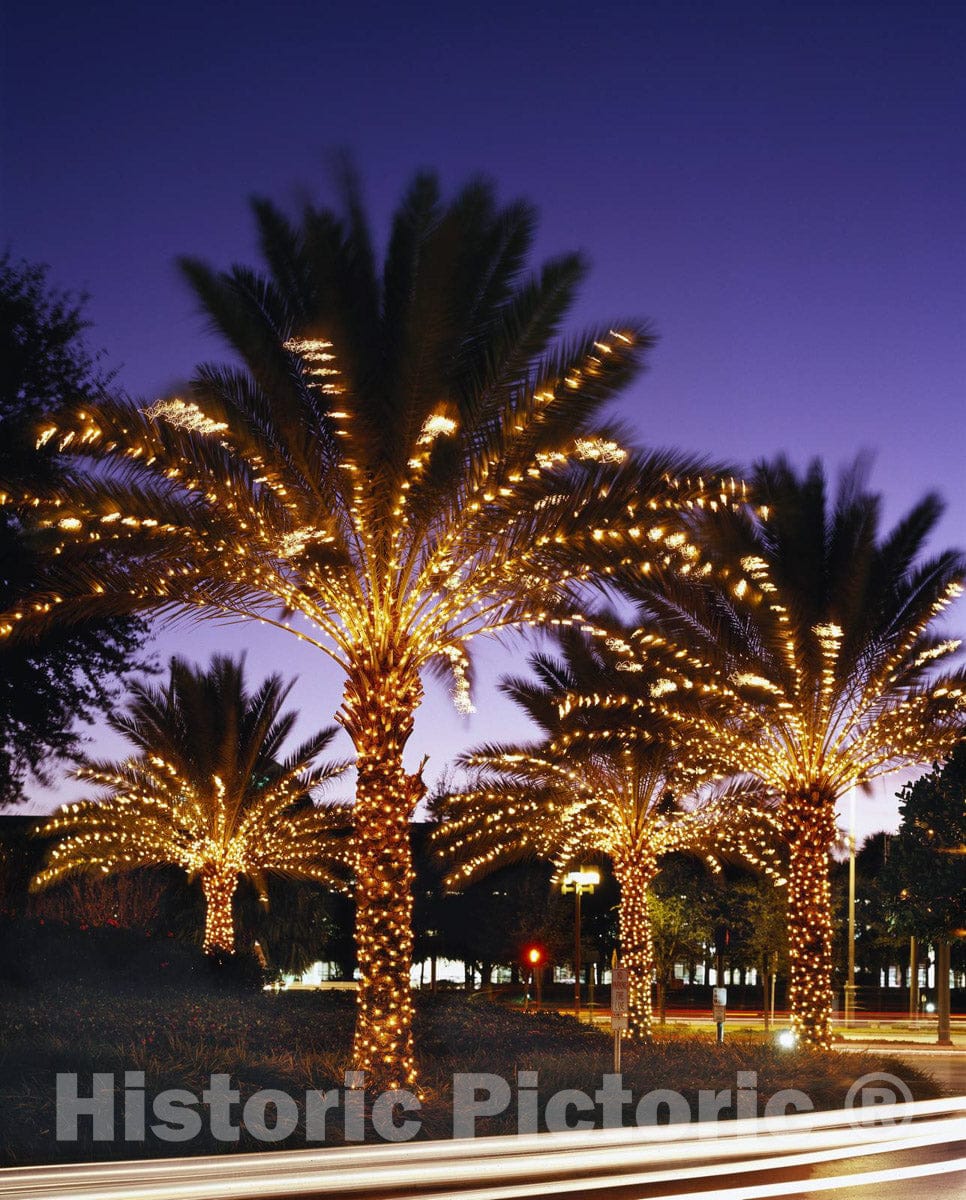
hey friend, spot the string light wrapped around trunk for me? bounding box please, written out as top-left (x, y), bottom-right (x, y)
top-left (340, 665), bottom-right (425, 1091)
top-left (784, 788), bottom-right (837, 1049)
top-left (201, 864), bottom-right (239, 954)
top-left (615, 855), bottom-right (658, 1042)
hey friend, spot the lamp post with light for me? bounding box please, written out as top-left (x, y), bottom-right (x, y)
top-left (562, 867), bottom-right (600, 1018)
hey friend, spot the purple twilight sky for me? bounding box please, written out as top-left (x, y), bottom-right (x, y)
top-left (2, 0), bottom-right (964, 838)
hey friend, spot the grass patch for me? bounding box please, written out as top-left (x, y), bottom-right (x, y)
top-left (0, 984), bottom-right (943, 1165)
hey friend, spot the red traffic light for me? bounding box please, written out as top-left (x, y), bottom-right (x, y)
top-left (526, 947), bottom-right (542, 965)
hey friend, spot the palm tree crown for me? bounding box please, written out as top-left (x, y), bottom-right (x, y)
top-left (2, 171), bottom-right (735, 1086)
top-left (33, 655), bottom-right (350, 954)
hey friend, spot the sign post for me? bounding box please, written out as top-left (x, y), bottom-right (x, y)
top-left (769, 953), bottom-right (778, 1030)
top-left (611, 962), bottom-right (629, 1071)
top-left (713, 986), bottom-right (727, 1044)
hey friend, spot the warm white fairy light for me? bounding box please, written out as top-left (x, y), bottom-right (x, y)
top-left (141, 398), bottom-right (229, 436)
top-left (574, 437), bottom-right (627, 463)
top-left (535, 450), bottom-right (568, 469)
top-left (282, 337), bottom-right (344, 394)
top-left (914, 639), bottom-right (962, 666)
top-left (731, 672), bottom-right (783, 694)
top-left (417, 414), bottom-right (457, 445)
top-left (440, 644), bottom-right (475, 714)
top-left (278, 526), bottom-right (335, 557)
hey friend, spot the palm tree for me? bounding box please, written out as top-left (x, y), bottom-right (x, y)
top-left (434, 626), bottom-right (777, 1040)
top-left (611, 457), bottom-right (966, 1046)
top-left (32, 655), bottom-right (351, 955)
top-left (1, 171), bottom-right (732, 1085)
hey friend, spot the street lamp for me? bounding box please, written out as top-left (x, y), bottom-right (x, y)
top-left (562, 867), bottom-right (600, 1018)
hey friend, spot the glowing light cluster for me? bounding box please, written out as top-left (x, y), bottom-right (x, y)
top-left (417, 413), bottom-right (458, 445)
top-left (282, 338), bottom-right (342, 393)
top-left (440, 644), bottom-right (475, 714)
top-left (573, 437), bottom-right (627, 463)
top-left (141, 398), bottom-right (229, 436)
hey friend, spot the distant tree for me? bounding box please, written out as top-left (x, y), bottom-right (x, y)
top-left (830, 832), bottom-right (905, 1004)
top-left (715, 871), bottom-right (788, 1021)
top-left (0, 256), bottom-right (150, 804)
top-left (648, 886), bottom-right (710, 1023)
top-left (0, 841), bottom-right (15, 916)
top-left (883, 745), bottom-right (966, 1042)
top-left (649, 855), bottom-right (787, 1021)
top-left (241, 876), bottom-right (349, 978)
top-left (416, 813), bottom-right (575, 991)
top-left (884, 745), bottom-right (966, 943)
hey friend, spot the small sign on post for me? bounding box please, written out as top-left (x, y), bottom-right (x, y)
top-left (713, 986), bottom-right (727, 1043)
top-left (611, 963), bottom-right (629, 1071)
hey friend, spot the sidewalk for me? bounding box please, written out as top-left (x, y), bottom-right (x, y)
top-left (564, 1006), bottom-right (966, 1048)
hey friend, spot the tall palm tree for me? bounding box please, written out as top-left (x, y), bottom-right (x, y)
top-left (32, 655), bottom-right (351, 955)
top-left (0, 171), bottom-right (732, 1085)
top-left (609, 457), bottom-right (966, 1046)
top-left (434, 626), bottom-right (778, 1041)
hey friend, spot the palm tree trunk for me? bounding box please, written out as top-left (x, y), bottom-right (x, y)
top-left (341, 665), bottom-right (425, 1090)
top-left (615, 858), bottom-right (657, 1042)
top-left (201, 866), bottom-right (238, 954)
top-left (785, 789), bottom-right (837, 1048)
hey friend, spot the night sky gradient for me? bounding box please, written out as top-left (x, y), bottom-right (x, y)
top-left (2, 0), bottom-right (964, 837)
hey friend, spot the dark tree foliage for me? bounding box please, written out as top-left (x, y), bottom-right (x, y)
top-left (883, 743), bottom-right (966, 943)
top-left (239, 876), bottom-right (351, 979)
top-left (0, 257), bottom-right (150, 804)
top-left (649, 857), bottom-right (715, 1019)
top-left (430, 861), bottom-right (574, 978)
top-left (830, 832), bottom-right (906, 993)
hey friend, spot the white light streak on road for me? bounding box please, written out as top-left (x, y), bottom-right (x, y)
top-left (631, 1153), bottom-right (966, 1200)
top-left (0, 1097), bottom-right (962, 1200)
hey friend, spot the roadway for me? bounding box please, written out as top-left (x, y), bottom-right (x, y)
top-left (1, 1098), bottom-right (962, 1200)
top-left (697, 1045), bottom-right (966, 1198)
